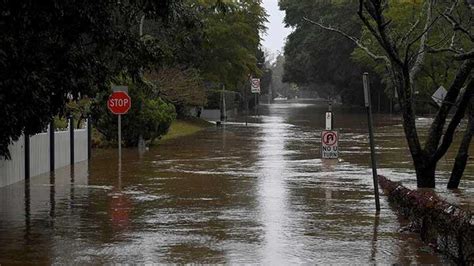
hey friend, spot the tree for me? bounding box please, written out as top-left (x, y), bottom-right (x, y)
top-left (0, 0), bottom-right (181, 158)
top-left (256, 48), bottom-right (272, 96)
top-left (145, 68), bottom-right (207, 118)
top-left (303, 0), bottom-right (473, 187)
top-left (271, 54), bottom-right (292, 98)
top-left (448, 95), bottom-right (474, 188)
top-left (196, 0), bottom-right (267, 91)
top-left (280, 0), bottom-right (386, 106)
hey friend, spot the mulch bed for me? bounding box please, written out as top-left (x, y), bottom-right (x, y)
top-left (378, 175), bottom-right (473, 264)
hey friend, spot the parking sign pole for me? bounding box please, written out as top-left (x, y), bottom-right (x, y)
top-left (255, 94), bottom-right (257, 117)
top-left (363, 73), bottom-right (381, 212)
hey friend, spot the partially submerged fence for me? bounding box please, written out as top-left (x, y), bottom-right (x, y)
top-left (0, 118), bottom-right (91, 187)
top-left (378, 175), bottom-right (473, 264)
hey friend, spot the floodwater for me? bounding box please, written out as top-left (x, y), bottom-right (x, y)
top-left (0, 100), bottom-right (472, 264)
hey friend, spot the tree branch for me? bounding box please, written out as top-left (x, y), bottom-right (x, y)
top-left (399, 18), bottom-right (421, 47)
top-left (425, 59), bottom-right (474, 154)
top-left (432, 78), bottom-right (474, 162)
top-left (455, 50), bottom-right (474, 61)
top-left (441, 12), bottom-right (474, 42)
top-left (364, 0), bottom-right (404, 67)
top-left (357, 1), bottom-right (390, 58)
top-left (302, 17), bottom-right (390, 64)
top-left (408, 0), bottom-right (436, 81)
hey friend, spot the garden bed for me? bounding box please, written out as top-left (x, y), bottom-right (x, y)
top-left (378, 175), bottom-right (473, 264)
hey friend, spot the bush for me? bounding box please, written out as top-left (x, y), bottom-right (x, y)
top-left (91, 81), bottom-right (176, 146)
top-left (122, 97), bottom-right (175, 146)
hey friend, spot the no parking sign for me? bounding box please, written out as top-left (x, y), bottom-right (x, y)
top-left (250, 78), bottom-right (260, 94)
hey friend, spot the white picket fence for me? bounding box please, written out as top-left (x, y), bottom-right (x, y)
top-left (0, 123), bottom-right (89, 188)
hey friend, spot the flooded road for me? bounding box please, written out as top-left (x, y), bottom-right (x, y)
top-left (0, 101), bottom-right (472, 264)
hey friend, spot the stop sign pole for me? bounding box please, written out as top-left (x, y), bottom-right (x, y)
top-left (108, 89), bottom-right (131, 163)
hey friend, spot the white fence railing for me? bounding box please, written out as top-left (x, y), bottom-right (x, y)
top-left (0, 120), bottom-right (90, 188)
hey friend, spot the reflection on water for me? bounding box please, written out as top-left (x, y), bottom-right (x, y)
top-left (1, 100), bottom-right (471, 264)
top-left (257, 115), bottom-right (291, 263)
top-left (370, 214), bottom-right (380, 262)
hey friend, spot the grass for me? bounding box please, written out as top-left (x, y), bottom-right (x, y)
top-left (159, 117), bottom-right (213, 142)
top-left (91, 117), bottom-right (213, 148)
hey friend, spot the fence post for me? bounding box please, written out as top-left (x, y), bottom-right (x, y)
top-left (50, 119), bottom-right (55, 172)
top-left (24, 134), bottom-right (30, 180)
top-left (69, 116), bottom-right (74, 166)
top-left (87, 116), bottom-right (92, 160)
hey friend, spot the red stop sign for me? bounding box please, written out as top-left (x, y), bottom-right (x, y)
top-left (108, 91), bottom-right (131, 114)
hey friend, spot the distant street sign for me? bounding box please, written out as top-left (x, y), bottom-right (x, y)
top-left (321, 130), bottom-right (339, 159)
top-left (251, 78), bottom-right (261, 94)
top-left (108, 91), bottom-right (131, 115)
top-left (432, 86), bottom-right (447, 107)
top-left (325, 112), bottom-right (332, 130)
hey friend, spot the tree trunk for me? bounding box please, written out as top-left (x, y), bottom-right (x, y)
top-left (415, 162), bottom-right (436, 188)
top-left (448, 97), bottom-right (473, 189)
top-left (392, 65), bottom-right (434, 187)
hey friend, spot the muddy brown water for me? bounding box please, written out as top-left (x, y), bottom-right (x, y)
top-left (0, 100), bottom-right (472, 264)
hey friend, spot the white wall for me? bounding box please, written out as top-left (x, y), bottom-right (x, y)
top-left (74, 129), bottom-right (88, 163)
top-left (0, 136), bottom-right (25, 187)
top-left (30, 132), bottom-right (50, 177)
top-left (0, 125), bottom-right (89, 188)
top-left (54, 130), bottom-right (70, 170)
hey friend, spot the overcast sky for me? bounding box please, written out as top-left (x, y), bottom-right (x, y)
top-left (261, 0), bottom-right (292, 57)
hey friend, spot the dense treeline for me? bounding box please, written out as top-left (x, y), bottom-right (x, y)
top-left (280, 0), bottom-right (385, 106)
top-left (0, 0), bottom-right (268, 157)
top-left (281, 0), bottom-right (473, 188)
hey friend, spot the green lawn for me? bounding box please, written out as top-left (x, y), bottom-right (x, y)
top-left (159, 118), bottom-right (213, 142)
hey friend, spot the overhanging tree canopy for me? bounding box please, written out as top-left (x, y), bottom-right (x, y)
top-left (0, 0), bottom-right (180, 158)
top-left (299, 0), bottom-right (473, 188)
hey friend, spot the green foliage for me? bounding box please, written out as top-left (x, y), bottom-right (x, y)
top-left (256, 48), bottom-right (272, 96)
top-left (271, 55), bottom-right (290, 97)
top-left (142, 1), bottom-right (205, 69)
top-left (0, 0), bottom-right (269, 158)
top-left (66, 98), bottom-right (92, 128)
top-left (145, 68), bottom-right (207, 117)
top-left (54, 116), bottom-right (69, 131)
top-left (0, 0), bottom-right (179, 158)
top-left (92, 81), bottom-right (176, 147)
top-left (123, 97), bottom-right (176, 146)
top-left (196, 0), bottom-right (267, 91)
top-left (160, 118), bottom-right (213, 142)
top-left (280, 0), bottom-right (379, 104)
top-left (352, 1), bottom-right (472, 111)
top-left (143, 0), bottom-right (269, 113)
